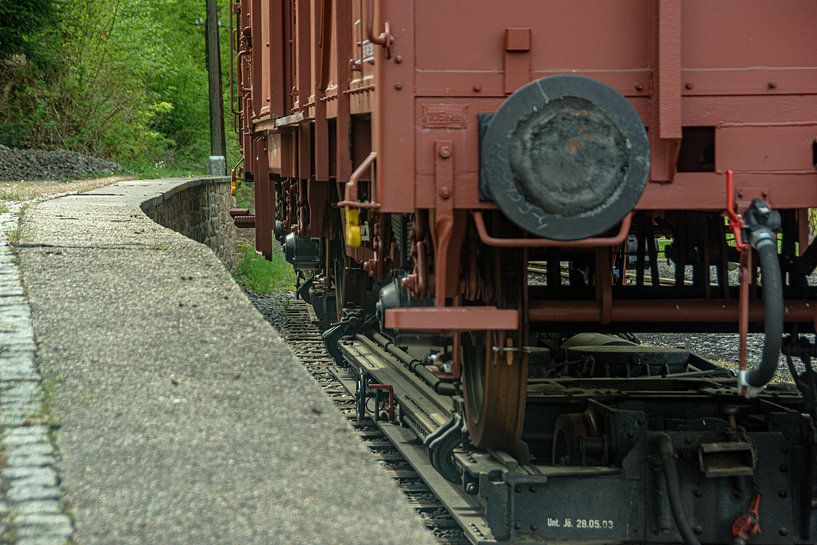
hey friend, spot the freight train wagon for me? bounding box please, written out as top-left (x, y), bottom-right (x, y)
top-left (231, 2), bottom-right (817, 543)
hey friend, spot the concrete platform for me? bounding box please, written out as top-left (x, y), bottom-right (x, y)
top-left (16, 179), bottom-right (436, 545)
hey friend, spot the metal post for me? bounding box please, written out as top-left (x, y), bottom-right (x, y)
top-left (206, 0), bottom-right (227, 174)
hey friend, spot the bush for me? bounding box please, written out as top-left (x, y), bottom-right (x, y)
top-left (0, 0), bottom-right (57, 64)
top-left (0, 0), bottom-right (238, 173)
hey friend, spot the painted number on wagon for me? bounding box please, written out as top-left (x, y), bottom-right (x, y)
top-left (575, 519), bottom-right (614, 530)
top-left (547, 518), bottom-right (615, 530)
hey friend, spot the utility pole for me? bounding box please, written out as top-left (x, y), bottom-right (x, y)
top-left (205, 0), bottom-right (227, 174)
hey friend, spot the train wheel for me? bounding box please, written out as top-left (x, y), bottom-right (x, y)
top-left (462, 332), bottom-right (528, 451)
top-left (462, 241), bottom-right (528, 452)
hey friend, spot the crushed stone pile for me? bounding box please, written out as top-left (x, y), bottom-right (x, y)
top-left (0, 146), bottom-right (124, 181)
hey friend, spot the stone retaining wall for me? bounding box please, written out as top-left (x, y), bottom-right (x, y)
top-left (142, 178), bottom-right (238, 270)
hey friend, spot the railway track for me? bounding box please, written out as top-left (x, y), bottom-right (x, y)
top-left (265, 296), bottom-right (469, 545)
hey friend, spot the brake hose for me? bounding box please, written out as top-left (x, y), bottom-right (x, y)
top-left (740, 200), bottom-right (783, 391)
top-left (654, 433), bottom-right (702, 545)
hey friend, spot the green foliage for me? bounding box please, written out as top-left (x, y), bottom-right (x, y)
top-left (0, 191), bottom-right (23, 201)
top-left (0, 0), bottom-right (239, 172)
top-left (235, 181), bottom-right (255, 212)
top-left (233, 244), bottom-right (296, 295)
top-left (0, 0), bottom-right (57, 64)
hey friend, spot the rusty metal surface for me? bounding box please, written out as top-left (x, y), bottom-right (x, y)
top-left (462, 331), bottom-right (528, 451)
top-left (528, 299), bottom-right (816, 324)
top-left (381, 0), bottom-right (817, 212)
top-left (233, 215), bottom-right (256, 229)
top-left (229, 208), bottom-right (250, 218)
top-left (384, 307), bottom-right (519, 332)
top-left (650, 0), bottom-right (682, 182)
top-left (252, 136), bottom-right (273, 257)
top-left (472, 211), bottom-right (632, 249)
top-left (240, 1), bottom-right (817, 220)
top-left (231, 1), bottom-right (817, 358)
top-left (227, 6), bottom-right (817, 538)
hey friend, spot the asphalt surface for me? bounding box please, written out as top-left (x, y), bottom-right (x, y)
top-left (17, 180), bottom-right (436, 545)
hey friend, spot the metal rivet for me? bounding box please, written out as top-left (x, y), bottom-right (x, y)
top-left (530, 525), bottom-right (538, 532)
top-left (473, 84), bottom-right (482, 92)
top-left (780, 528), bottom-right (789, 536)
top-left (514, 522), bottom-right (522, 530)
top-left (439, 187), bottom-right (451, 200)
top-left (694, 489), bottom-right (703, 497)
top-left (439, 146), bottom-right (452, 158)
top-left (685, 82), bottom-right (694, 90)
top-left (779, 464), bottom-right (788, 473)
top-left (515, 485), bottom-right (522, 494)
top-left (779, 490), bottom-right (788, 499)
top-left (768, 81), bottom-right (778, 90)
top-left (529, 485), bottom-right (536, 493)
top-left (634, 83), bottom-right (645, 91)
top-left (394, 82), bottom-right (403, 90)
top-left (394, 55), bottom-right (403, 63)
top-left (693, 526), bottom-right (704, 535)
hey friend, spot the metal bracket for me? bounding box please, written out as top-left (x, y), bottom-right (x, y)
top-left (368, 383), bottom-right (395, 421)
top-left (424, 397), bottom-right (467, 483)
top-left (322, 308), bottom-right (366, 364)
top-left (472, 211), bottom-right (633, 248)
top-left (366, 0), bottom-right (394, 58)
top-left (504, 28), bottom-right (531, 94)
top-left (295, 274), bottom-right (315, 304)
top-left (434, 140), bottom-right (455, 306)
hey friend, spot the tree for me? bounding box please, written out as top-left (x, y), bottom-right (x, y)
top-left (1, 0), bottom-right (237, 171)
top-left (0, 0), bottom-right (57, 64)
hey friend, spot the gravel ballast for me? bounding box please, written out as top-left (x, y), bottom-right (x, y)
top-left (0, 147), bottom-right (123, 181)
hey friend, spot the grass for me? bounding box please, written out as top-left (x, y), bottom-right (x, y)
top-left (233, 243), bottom-right (296, 294)
top-left (229, 179), bottom-right (297, 295)
top-left (124, 157), bottom-right (207, 180)
top-left (0, 191), bottom-right (23, 201)
top-left (126, 150), bottom-right (239, 180)
top-left (6, 226), bottom-right (21, 247)
top-left (39, 376), bottom-right (61, 429)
